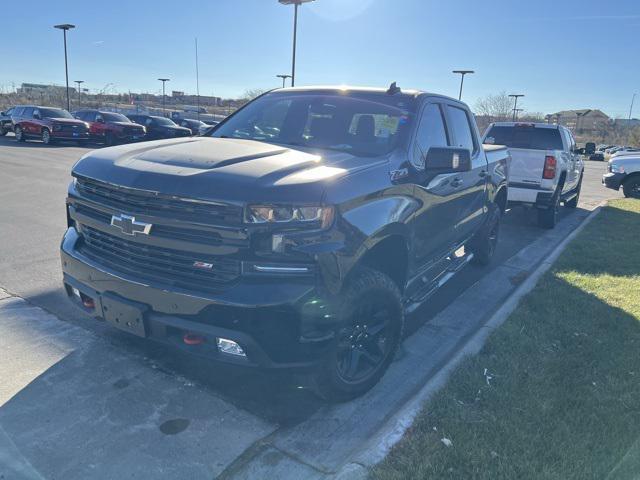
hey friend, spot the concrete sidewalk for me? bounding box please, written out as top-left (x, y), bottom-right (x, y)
top-left (0, 292), bottom-right (275, 480)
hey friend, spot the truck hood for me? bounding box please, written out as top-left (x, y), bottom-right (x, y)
top-left (52, 118), bottom-right (87, 126)
top-left (72, 137), bottom-right (385, 204)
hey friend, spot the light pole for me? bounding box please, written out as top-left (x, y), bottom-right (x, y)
top-left (278, 0), bottom-right (315, 87)
top-left (514, 108), bottom-right (524, 121)
top-left (158, 78), bottom-right (170, 115)
top-left (54, 24), bottom-right (76, 111)
top-left (509, 94), bottom-right (525, 121)
top-left (277, 74), bottom-right (292, 88)
top-left (74, 80), bottom-right (84, 108)
top-left (452, 70), bottom-right (474, 101)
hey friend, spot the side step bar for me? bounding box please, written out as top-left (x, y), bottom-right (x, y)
top-left (404, 253), bottom-right (474, 315)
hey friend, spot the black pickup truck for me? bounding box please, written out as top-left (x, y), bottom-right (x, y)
top-left (61, 85), bottom-right (509, 400)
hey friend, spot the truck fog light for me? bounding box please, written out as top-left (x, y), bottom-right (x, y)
top-left (71, 287), bottom-right (81, 299)
top-left (217, 338), bottom-right (246, 357)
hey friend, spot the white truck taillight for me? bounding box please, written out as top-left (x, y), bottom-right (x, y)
top-left (543, 155), bottom-right (557, 179)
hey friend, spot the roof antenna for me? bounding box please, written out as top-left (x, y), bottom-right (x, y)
top-left (387, 82), bottom-right (401, 95)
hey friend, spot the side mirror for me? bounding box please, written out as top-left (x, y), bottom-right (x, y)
top-left (96, 117), bottom-right (105, 123)
top-left (585, 142), bottom-right (596, 155)
top-left (33, 113), bottom-right (41, 120)
top-left (572, 147), bottom-right (585, 155)
top-left (425, 147), bottom-right (472, 174)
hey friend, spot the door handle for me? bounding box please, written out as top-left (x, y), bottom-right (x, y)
top-left (450, 178), bottom-right (463, 188)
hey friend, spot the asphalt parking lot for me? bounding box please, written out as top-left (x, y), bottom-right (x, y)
top-left (0, 134), bottom-right (623, 478)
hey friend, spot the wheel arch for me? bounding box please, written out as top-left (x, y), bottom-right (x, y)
top-left (352, 233), bottom-right (410, 293)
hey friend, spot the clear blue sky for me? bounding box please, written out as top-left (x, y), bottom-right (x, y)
top-left (2, 0), bottom-right (639, 117)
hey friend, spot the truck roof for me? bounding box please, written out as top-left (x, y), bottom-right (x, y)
top-left (490, 122), bottom-right (560, 129)
top-left (273, 85), bottom-right (458, 103)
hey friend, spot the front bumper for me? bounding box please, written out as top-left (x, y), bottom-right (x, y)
top-left (602, 172), bottom-right (626, 190)
top-left (52, 131), bottom-right (89, 140)
top-left (60, 228), bottom-right (336, 369)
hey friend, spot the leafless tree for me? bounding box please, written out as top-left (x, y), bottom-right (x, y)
top-left (474, 91), bottom-right (514, 123)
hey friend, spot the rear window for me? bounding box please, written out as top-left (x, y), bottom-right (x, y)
top-left (485, 126), bottom-right (564, 150)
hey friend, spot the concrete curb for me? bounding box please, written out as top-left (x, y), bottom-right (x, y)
top-left (336, 203), bottom-right (606, 477)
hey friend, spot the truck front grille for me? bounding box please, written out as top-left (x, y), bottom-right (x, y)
top-left (75, 176), bottom-right (242, 226)
top-left (78, 226), bottom-right (241, 293)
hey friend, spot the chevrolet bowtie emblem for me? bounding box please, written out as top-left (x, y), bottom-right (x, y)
top-left (110, 214), bottom-right (152, 236)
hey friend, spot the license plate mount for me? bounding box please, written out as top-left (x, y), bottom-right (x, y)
top-left (102, 293), bottom-right (148, 337)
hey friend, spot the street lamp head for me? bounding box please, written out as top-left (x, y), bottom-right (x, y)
top-left (278, 0), bottom-right (315, 4)
top-left (158, 78), bottom-right (170, 82)
top-left (54, 24), bottom-right (75, 30)
top-left (453, 70), bottom-right (475, 75)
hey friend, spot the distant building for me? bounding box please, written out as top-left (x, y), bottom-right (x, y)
top-left (614, 118), bottom-right (640, 128)
top-left (549, 109), bottom-right (610, 134)
top-left (172, 91), bottom-right (185, 97)
top-left (17, 83), bottom-right (68, 96)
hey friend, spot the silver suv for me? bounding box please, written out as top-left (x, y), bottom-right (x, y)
top-left (603, 155), bottom-right (640, 198)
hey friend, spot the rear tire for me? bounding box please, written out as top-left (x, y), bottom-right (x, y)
top-left (537, 188), bottom-right (560, 229)
top-left (623, 176), bottom-right (640, 199)
top-left (15, 126), bottom-right (25, 142)
top-left (565, 174), bottom-right (583, 208)
top-left (312, 267), bottom-right (404, 402)
top-left (469, 204), bottom-right (501, 266)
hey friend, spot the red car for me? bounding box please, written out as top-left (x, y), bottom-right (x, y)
top-left (73, 110), bottom-right (146, 145)
top-left (12, 105), bottom-right (89, 145)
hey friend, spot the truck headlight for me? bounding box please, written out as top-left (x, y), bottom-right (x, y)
top-left (610, 163), bottom-right (625, 173)
top-left (245, 205), bottom-right (335, 229)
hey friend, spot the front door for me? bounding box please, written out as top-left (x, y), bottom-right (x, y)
top-left (408, 101), bottom-right (460, 279)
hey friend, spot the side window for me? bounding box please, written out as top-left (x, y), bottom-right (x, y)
top-left (447, 106), bottom-right (476, 153)
top-left (413, 103), bottom-right (448, 168)
top-left (12, 107), bottom-right (23, 117)
top-left (94, 113), bottom-right (103, 123)
top-left (76, 112), bottom-right (87, 121)
top-left (5, 108), bottom-right (14, 116)
top-left (32, 108), bottom-right (40, 119)
top-left (145, 118), bottom-right (154, 126)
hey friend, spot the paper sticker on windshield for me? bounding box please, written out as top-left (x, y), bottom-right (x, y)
top-left (378, 116), bottom-right (400, 138)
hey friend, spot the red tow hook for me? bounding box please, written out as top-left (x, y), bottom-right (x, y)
top-left (81, 295), bottom-right (95, 309)
top-left (183, 333), bottom-right (206, 345)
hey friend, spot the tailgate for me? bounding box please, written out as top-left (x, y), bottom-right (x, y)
top-left (508, 148), bottom-right (551, 186)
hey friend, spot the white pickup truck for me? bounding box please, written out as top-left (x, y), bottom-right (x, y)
top-left (483, 122), bottom-right (586, 228)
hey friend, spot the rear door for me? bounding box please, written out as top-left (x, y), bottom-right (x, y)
top-left (444, 103), bottom-right (488, 240)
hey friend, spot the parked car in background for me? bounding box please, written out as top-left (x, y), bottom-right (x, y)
top-left (603, 154), bottom-right (640, 198)
top-left (0, 107), bottom-right (15, 135)
top-left (610, 147), bottom-right (640, 158)
top-left (74, 110), bottom-right (146, 145)
top-left (177, 118), bottom-right (209, 136)
top-left (484, 122), bottom-right (588, 228)
top-left (126, 114), bottom-right (191, 140)
top-left (61, 85), bottom-right (509, 401)
top-left (590, 152), bottom-right (605, 161)
top-left (606, 146), bottom-right (623, 155)
top-left (12, 105), bottom-right (89, 145)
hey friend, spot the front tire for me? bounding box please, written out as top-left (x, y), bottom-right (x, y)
top-left (312, 268), bottom-right (404, 402)
top-left (41, 128), bottom-right (54, 145)
top-left (623, 176), bottom-right (640, 199)
top-left (469, 204), bottom-right (501, 266)
top-left (15, 126), bottom-right (25, 142)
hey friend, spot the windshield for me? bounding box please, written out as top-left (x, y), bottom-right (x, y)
top-left (210, 92), bottom-right (416, 157)
top-left (102, 112), bottom-right (130, 122)
top-left (40, 108), bottom-right (73, 119)
top-left (153, 117), bottom-right (177, 126)
top-left (485, 125), bottom-right (564, 150)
